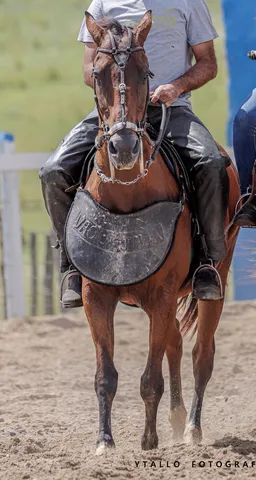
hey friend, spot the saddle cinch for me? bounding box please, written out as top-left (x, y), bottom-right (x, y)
top-left (64, 127), bottom-right (230, 287)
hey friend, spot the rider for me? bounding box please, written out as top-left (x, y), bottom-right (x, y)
top-left (233, 51), bottom-right (256, 226)
top-left (40, 0), bottom-right (229, 307)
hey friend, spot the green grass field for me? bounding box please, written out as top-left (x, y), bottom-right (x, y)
top-left (0, 0), bottom-right (227, 235)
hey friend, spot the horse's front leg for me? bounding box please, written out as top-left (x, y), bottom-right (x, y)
top-left (140, 301), bottom-right (177, 450)
top-left (166, 318), bottom-right (187, 442)
top-left (184, 299), bottom-right (223, 444)
top-left (83, 282), bottom-right (119, 455)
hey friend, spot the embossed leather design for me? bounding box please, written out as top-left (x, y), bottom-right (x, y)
top-left (65, 190), bottom-right (182, 286)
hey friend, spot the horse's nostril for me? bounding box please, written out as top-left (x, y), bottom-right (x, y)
top-left (109, 140), bottom-right (118, 155)
top-left (108, 134), bottom-right (140, 159)
top-left (132, 139), bottom-right (140, 155)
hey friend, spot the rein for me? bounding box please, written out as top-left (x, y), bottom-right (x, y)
top-left (92, 28), bottom-right (170, 185)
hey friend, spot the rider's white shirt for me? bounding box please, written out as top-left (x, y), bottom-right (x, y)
top-left (78, 0), bottom-right (218, 109)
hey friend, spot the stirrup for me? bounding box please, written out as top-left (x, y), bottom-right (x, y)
top-left (60, 268), bottom-right (83, 309)
top-left (233, 191), bottom-right (256, 228)
top-left (192, 263), bottom-right (223, 301)
top-left (233, 165), bottom-right (256, 227)
top-left (234, 190), bottom-right (251, 215)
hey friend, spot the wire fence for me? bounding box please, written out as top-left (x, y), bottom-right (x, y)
top-left (23, 230), bottom-right (61, 317)
top-left (0, 228), bottom-right (61, 319)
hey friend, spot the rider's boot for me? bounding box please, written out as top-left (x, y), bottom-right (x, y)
top-left (60, 261), bottom-right (83, 309)
top-left (233, 161), bottom-right (256, 227)
top-left (40, 170), bottom-right (83, 308)
top-left (234, 200), bottom-right (256, 227)
top-left (191, 158), bottom-right (229, 300)
top-left (233, 195), bottom-right (256, 227)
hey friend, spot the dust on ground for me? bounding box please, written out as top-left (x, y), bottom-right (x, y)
top-left (1, 301), bottom-right (256, 479)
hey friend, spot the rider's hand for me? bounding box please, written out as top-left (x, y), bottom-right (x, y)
top-left (150, 82), bottom-right (182, 107)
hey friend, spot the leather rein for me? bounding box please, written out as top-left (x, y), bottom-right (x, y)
top-left (92, 28), bottom-right (170, 186)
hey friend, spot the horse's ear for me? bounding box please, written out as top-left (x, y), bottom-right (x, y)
top-left (133, 10), bottom-right (152, 46)
top-left (85, 11), bottom-right (105, 45)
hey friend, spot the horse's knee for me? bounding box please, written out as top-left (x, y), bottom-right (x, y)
top-left (140, 370), bottom-right (164, 403)
top-left (95, 360), bottom-right (118, 401)
top-left (192, 339), bottom-right (215, 363)
top-left (166, 340), bottom-right (182, 364)
top-left (166, 324), bottom-right (182, 353)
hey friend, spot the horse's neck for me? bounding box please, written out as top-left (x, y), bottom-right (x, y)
top-left (86, 151), bottom-right (179, 213)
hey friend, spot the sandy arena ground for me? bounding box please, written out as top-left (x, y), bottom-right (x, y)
top-left (1, 301), bottom-right (256, 480)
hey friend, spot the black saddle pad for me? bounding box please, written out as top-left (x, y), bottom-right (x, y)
top-left (65, 190), bottom-right (183, 286)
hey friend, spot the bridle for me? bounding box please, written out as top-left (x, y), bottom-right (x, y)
top-left (92, 27), bottom-right (170, 185)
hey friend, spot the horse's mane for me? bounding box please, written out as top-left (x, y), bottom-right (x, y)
top-left (98, 17), bottom-right (128, 36)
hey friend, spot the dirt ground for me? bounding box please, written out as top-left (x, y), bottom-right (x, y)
top-left (1, 301), bottom-right (256, 480)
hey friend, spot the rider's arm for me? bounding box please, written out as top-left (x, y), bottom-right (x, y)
top-left (174, 40), bottom-right (218, 94)
top-left (83, 42), bottom-right (97, 88)
top-left (151, 40), bottom-right (217, 106)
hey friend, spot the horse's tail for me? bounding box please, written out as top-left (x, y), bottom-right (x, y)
top-left (178, 295), bottom-right (198, 337)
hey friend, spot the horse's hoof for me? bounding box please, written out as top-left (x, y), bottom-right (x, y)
top-left (95, 438), bottom-right (115, 456)
top-left (169, 405), bottom-right (187, 442)
top-left (141, 433), bottom-right (158, 451)
top-left (184, 424), bottom-right (202, 445)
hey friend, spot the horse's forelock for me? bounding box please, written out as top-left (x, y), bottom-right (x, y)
top-left (98, 17), bottom-right (127, 37)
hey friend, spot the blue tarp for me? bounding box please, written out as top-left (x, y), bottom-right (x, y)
top-left (221, 1), bottom-right (256, 300)
top-left (221, 0), bottom-right (256, 144)
top-left (233, 230), bottom-right (256, 301)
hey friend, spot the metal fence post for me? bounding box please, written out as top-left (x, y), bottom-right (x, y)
top-left (0, 133), bottom-right (25, 318)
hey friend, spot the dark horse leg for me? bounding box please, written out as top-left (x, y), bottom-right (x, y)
top-left (184, 205), bottom-right (238, 444)
top-left (166, 318), bottom-right (187, 441)
top-left (184, 299), bottom-right (223, 444)
top-left (83, 283), bottom-right (118, 455)
top-left (141, 303), bottom-right (177, 450)
top-left (184, 243), bottom-right (235, 445)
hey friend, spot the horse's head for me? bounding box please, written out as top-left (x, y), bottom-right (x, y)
top-left (85, 11), bottom-right (153, 173)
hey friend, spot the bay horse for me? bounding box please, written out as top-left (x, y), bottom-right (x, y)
top-left (75, 11), bottom-right (240, 454)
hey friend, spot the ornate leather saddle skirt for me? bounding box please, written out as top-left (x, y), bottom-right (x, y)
top-left (65, 190), bottom-right (182, 286)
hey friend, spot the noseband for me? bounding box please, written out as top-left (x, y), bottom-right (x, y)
top-left (92, 28), bottom-right (169, 185)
